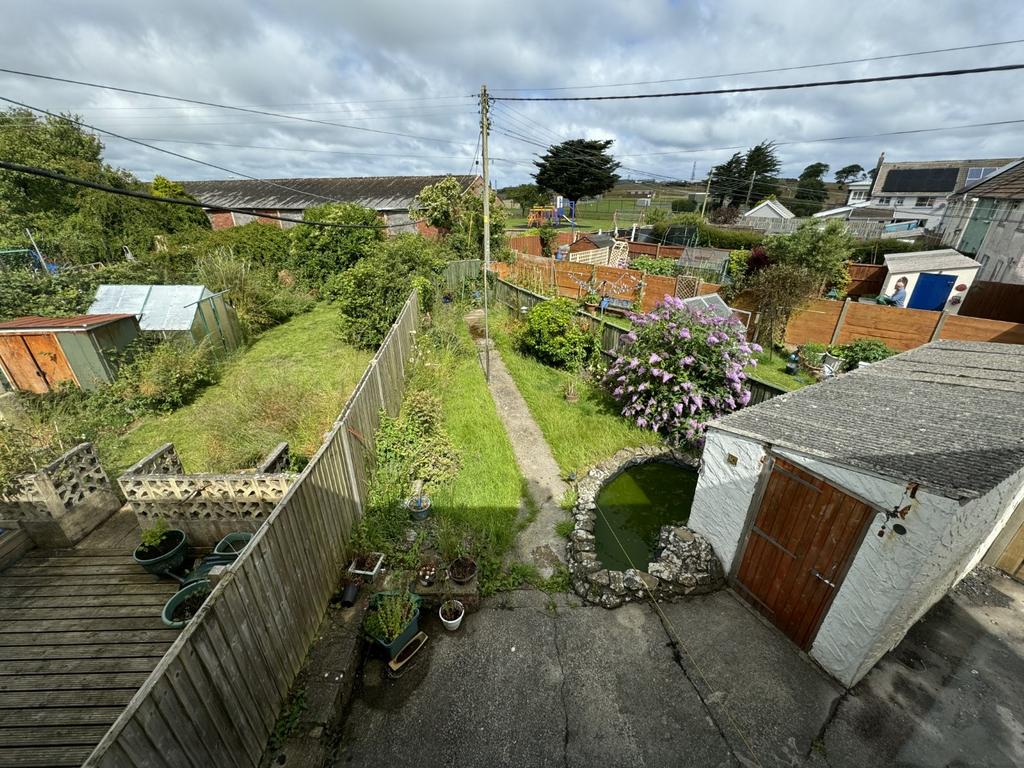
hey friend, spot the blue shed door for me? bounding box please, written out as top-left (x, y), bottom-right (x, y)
top-left (908, 273), bottom-right (955, 311)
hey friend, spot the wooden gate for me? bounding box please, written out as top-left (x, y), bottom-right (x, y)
top-left (0, 334), bottom-right (75, 393)
top-left (734, 458), bottom-right (877, 650)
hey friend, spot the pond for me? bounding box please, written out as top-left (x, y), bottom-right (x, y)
top-left (593, 461), bottom-right (698, 572)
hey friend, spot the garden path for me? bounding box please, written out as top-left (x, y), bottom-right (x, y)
top-left (464, 310), bottom-right (569, 579)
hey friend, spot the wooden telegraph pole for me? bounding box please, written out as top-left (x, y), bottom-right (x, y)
top-left (480, 84), bottom-right (491, 382)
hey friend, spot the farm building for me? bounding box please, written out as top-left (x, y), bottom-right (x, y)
top-left (688, 340), bottom-right (1024, 687)
top-left (881, 249), bottom-right (979, 313)
top-left (0, 314), bottom-right (140, 393)
top-left (181, 175), bottom-right (481, 234)
top-left (89, 284), bottom-right (242, 352)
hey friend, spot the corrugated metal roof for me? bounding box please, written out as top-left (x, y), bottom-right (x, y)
top-left (89, 285), bottom-right (210, 331)
top-left (0, 314), bottom-right (136, 333)
top-left (715, 341), bottom-right (1024, 500)
top-left (883, 249), bottom-right (979, 273)
top-left (180, 175), bottom-right (480, 211)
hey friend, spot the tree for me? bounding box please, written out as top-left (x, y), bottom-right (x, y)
top-left (287, 203), bottom-right (384, 287)
top-left (413, 175), bottom-right (505, 257)
top-left (532, 139), bottom-right (620, 204)
top-left (743, 262), bottom-right (821, 345)
top-left (834, 164), bottom-right (865, 186)
top-left (789, 162), bottom-right (830, 216)
top-left (709, 141), bottom-right (781, 208)
top-left (764, 219), bottom-right (854, 295)
top-left (503, 183), bottom-right (549, 215)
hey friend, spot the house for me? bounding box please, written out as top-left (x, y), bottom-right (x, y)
top-left (844, 178), bottom-right (872, 205)
top-left (688, 340), bottom-right (1024, 687)
top-left (880, 249), bottom-right (979, 313)
top-left (89, 284), bottom-right (243, 351)
top-left (937, 158), bottom-right (1024, 284)
top-left (862, 155), bottom-right (1018, 229)
top-left (181, 175), bottom-right (481, 234)
top-left (0, 314), bottom-right (140, 393)
top-left (742, 198), bottom-right (794, 219)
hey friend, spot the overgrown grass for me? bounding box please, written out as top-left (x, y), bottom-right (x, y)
top-left (100, 305), bottom-right (371, 474)
top-left (491, 307), bottom-right (657, 474)
top-left (748, 351), bottom-right (815, 392)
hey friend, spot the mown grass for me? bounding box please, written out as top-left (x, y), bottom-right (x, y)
top-left (491, 307), bottom-right (657, 475)
top-left (748, 351), bottom-right (816, 392)
top-left (99, 305), bottom-right (371, 474)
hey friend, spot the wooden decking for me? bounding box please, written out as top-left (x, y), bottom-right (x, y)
top-left (0, 511), bottom-right (180, 768)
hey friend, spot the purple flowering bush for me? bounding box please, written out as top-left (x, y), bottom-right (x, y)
top-left (604, 295), bottom-right (761, 446)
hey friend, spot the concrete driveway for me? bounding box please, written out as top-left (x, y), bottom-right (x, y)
top-left (334, 590), bottom-right (841, 768)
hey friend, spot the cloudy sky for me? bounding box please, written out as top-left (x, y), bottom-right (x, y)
top-left (2, 0), bottom-right (1023, 189)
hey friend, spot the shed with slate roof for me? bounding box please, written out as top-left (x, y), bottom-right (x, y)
top-left (688, 341), bottom-right (1024, 686)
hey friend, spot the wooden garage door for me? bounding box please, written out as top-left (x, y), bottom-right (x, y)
top-left (23, 334), bottom-right (76, 389)
top-left (735, 458), bottom-right (877, 650)
top-left (0, 334), bottom-right (75, 393)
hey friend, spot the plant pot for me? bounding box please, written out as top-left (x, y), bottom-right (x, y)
top-left (348, 552), bottom-right (384, 580)
top-left (340, 581), bottom-right (360, 608)
top-left (366, 592), bottom-right (422, 660)
top-left (439, 600), bottom-right (465, 631)
top-left (133, 528), bottom-right (188, 576)
top-left (406, 495), bottom-right (431, 521)
top-left (447, 556), bottom-right (477, 585)
top-left (162, 579), bottom-right (211, 629)
top-left (213, 532), bottom-right (253, 559)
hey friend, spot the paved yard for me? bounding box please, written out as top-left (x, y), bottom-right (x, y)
top-left (334, 570), bottom-right (1024, 768)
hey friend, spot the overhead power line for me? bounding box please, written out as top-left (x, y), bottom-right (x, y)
top-left (0, 67), bottom-right (472, 146)
top-left (491, 38), bottom-right (1024, 92)
top-left (0, 160), bottom-right (392, 228)
top-left (491, 63), bottom-right (1024, 102)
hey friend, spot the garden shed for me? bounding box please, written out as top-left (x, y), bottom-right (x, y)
top-left (0, 314), bottom-right (140, 393)
top-left (688, 340), bottom-right (1024, 687)
top-left (881, 249), bottom-right (979, 313)
top-left (89, 284), bottom-right (242, 351)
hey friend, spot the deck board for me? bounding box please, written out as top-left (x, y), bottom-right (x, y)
top-left (0, 511), bottom-right (184, 768)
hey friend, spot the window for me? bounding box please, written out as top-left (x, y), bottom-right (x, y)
top-left (849, 190), bottom-right (866, 201)
top-left (893, 197), bottom-right (905, 207)
top-left (877, 196), bottom-right (892, 205)
top-left (915, 197), bottom-right (936, 207)
top-left (966, 167), bottom-right (999, 183)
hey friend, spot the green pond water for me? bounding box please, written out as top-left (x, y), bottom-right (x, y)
top-left (594, 462), bottom-right (698, 572)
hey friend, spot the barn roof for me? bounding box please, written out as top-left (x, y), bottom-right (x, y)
top-left (0, 314), bottom-right (136, 333)
top-left (89, 285), bottom-right (213, 331)
top-left (883, 249), bottom-right (979, 274)
top-left (715, 341), bottom-right (1024, 500)
top-left (180, 175), bottom-right (479, 211)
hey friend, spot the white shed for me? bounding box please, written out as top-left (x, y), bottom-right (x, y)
top-left (881, 249), bottom-right (979, 314)
top-left (743, 199), bottom-right (794, 219)
top-left (688, 341), bottom-right (1024, 687)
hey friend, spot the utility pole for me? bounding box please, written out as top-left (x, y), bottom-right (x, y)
top-left (480, 84), bottom-right (491, 382)
top-left (744, 172), bottom-right (757, 207)
top-left (699, 173), bottom-right (713, 218)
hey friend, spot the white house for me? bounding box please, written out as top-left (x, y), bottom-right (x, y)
top-left (844, 178), bottom-right (872, 205)
top-left (880, 249), bottom-right (979, 313)
top-left (742, 199), bottom-right (794, 219)
top-left (938, 158), bottom-right (1024, 284)
top-left (688, 341), bottom-right (1024, 687)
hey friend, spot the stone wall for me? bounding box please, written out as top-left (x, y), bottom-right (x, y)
top-left (567, 446), bottom-right (724, 608)
top-left (0, 442), bottom-right (120, 548)
top-left (119, 443), bottom-right (297, 547)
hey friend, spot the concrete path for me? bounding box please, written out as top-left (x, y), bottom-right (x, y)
top-left (465, 310), bottom-right (568, 579)
top-left (334, 590), bottom-right (843, 768)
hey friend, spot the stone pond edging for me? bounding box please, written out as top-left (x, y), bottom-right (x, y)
top-left (566, 445), bottom-right (725, 609)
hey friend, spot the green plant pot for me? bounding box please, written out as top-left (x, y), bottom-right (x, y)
top-left (133, 529), bottom-right (188, 576)
top-left (213, 532), bottom-right (253, 559)
top-left (366, 592), bottom-right (422, 660)
top-left (161, 579), bottom-right (211, 629)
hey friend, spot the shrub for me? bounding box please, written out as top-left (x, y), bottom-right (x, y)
top-left (537, 226), bottom-right (558, 258)
top-left (330, 235), bottom-right (446, 350)
top-left (671, 198), bottom-right (698, 213)
top-left (631, 257), bottom-right (676, 277)
top-left (117, 339), bottom-right (221, 411)
top-left (288, 203), bottom-right (384, 287)
top-left (764, 219), bottom-right (853, 295)
top-left (830, 338), bottom-right (895, 370)
top-left (604, 296), bottom-right (760, 446)
top-left (517, 298), bottom-right (600, 371)
top-left (727, 249), bottom-right (750, 281)
top-left (0, 422), bottom-right (44, 492)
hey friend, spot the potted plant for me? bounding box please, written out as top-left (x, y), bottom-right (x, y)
top-left (405, 494), bottom-right (431, 521)
top-left (418, 559), bottom-right (438, 587)
top-left (348, 552), bottom-right (385, 580)
top-left (364, 591), bottom-right (422, 659)
top-left (213, 531), bottom-right (253, 559)
top-left (133, 519), bottom-right (188, 576)
top-left (439, 588), bottom-right (465, 631)
top-left (447, 556), bottom-right (477, 585)
top-left (161, 579), bottom-right (211, 629)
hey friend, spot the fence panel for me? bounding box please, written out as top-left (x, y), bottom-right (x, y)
top-left (783, 300), bottom-right (843, 346)
top-left (85, 294), bottom-right (420, 768)
top-left (941, 314), bottom-right (1024, 345)
top-left (959, 280), bottom-right (1024, 323)
top-left (837, 303), bottom-right (940, 350)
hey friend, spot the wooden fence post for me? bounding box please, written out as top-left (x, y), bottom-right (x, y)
top-left (830, 298), bottom-right (852, 345)
top-left (931, 311), bottom-right (949, 341)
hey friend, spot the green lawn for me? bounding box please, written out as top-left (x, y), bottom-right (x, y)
top-left (491, 308), bottom-right (657, 474)
top-left (748, 351), bottom-right (816, 392)
top-left (99, 305), bottom-right (371, 474)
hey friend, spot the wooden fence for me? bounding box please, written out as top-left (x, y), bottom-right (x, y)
top-left (782, 298), bottom-right (1024, 350)
top-left (846, 263), bottom-right (887, 297)
top-left (506, 231), bottom-right (575, 256)
top-left (959, 280), bottom-right (1024, 323)
top-left (85, 293), bottom-right (421, 767)
top-left (443, 258), bottom-right (482, 290)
